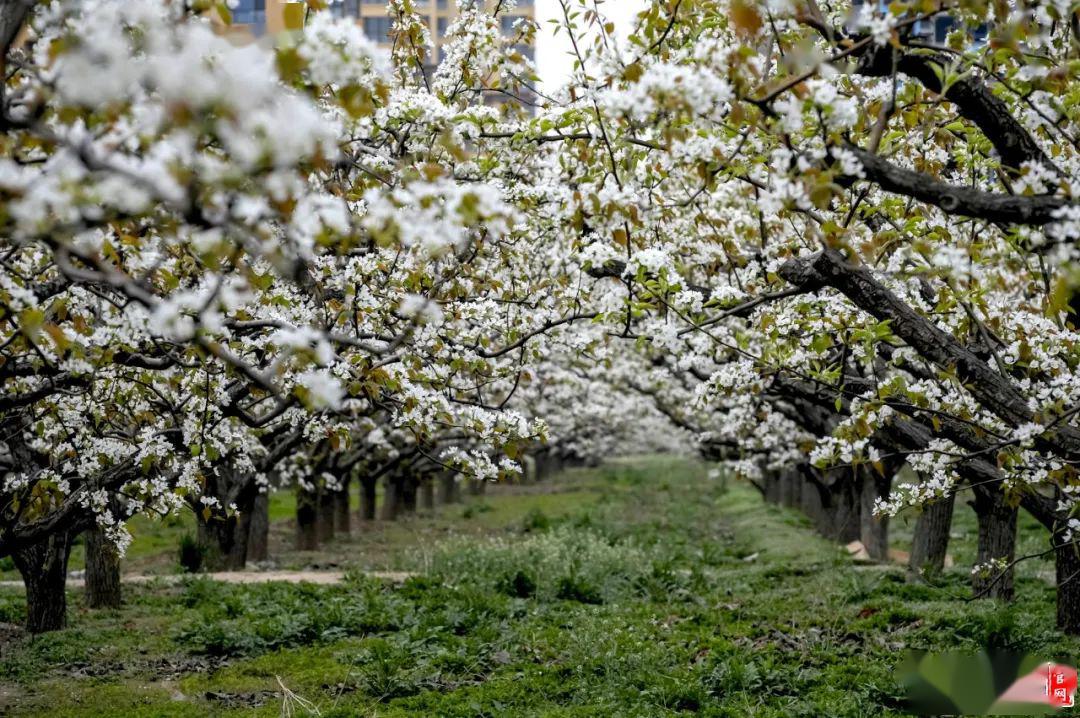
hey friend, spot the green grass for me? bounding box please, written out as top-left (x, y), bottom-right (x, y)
top-left (1, 457), bottom-right (1077, 717)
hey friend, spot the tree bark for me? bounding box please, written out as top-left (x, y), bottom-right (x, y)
top-left (534, 452), bottom-right (551, 481)
top-left (380, 476), bottom-right (401, 521)
top-left (971, 485), bottom-right (1018, 600)
top-left (197, 510), bottom-right (251, 571)
top-left (764, 471), bottom-right (782, 504)
top-left (419, 477), bottom-right (434, 512)
top-left (195, 477), bottom-right (256, 571)
top-left (316, 484), bottom-right (336, 543)
top-left (779, 469), bottom-right (800, 509)
top-left (296, 486), bottom-right (319, 551)
top-left (799, 472), bottom-right (826, 527)
top-left (522, 455), bottom-right (537, 483)
top-left (401, 475), bottom-right (418, 515)
top-left (908, 492), bottom-right (955, 582)
top-left (333, 476), bottom-right (351, 537)
top-left (194, 466), bottom-right (257, 570)
top-left (437, 472), bottom-right (459, 504)
top-left (83, 526), bottom-right (121, 609)
top-left (1056, 531), bottom-right (1080, 635)
top-left (359, 476), bottom-right (377, 522)
top-left (825, 476), bottom-right (861, 544)
top-left (0, 0), bottom-right (34, 60)
top-left (859, 469), bottom-right (891, 562)
top-left (247, 491), bottom-right (270, 563)
top-left (12, 529), bottom-right (73, 633)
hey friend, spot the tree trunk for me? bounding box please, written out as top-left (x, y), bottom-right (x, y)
top-left (296, 486), bottom-right (319, 550)
top-left (1055, 528), bottom-right (1080, 634)
top-left (534, 452), bottom-right (551, 481)
top-left (333, 476), bottom-right (351, 536)
top-left (859, 469), bottom-right (890, 562)
top-left (359, 476), bottom-right (377, 522)
top-left (196, 479), bottom-right (256, 571)
top-left (380, 476), bottom-right (401, 521)
top-left (401, 475), bottom-right (418, 515)
top-left (83, 526), bottom-right (121, 609)
top-left (971, 485), bottom-right (1017, 600)
top-left (468, 478), bottom-right (487, 496)
top-left (13, 529), bottom-right (73, 633)
top-left (316, 484), bottom-right (336, 543)
top-left (197, 510), bottom-right (251, 571)
top-left (780, 470), bottom-right (800, 509)
top-left (438, 472), bottom-right (459, 504)
top-left (763, 471), bottom-right (781, 504)
top-left (908, 492), bottom-right (955, 582)
top-left (248, 491), bottom-right (270, 563)
top-left (800, 473), bottom-right (826, 528)
top-left (825, 476), bottom-right (861, 544)
top-left (194, 467), bottom-right (256, 570)
top-left (789, 471), bottom-right (803, 509)
top-left (419, 477), bottom-right (435, 512)
top-left (522, 456), bottom-right (537, 483)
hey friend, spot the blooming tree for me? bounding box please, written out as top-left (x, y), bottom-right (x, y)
top-left (4, 0), bottom-right (1080, 640)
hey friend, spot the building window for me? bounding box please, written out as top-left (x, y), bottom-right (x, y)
top-left (363, 16), bottom-right (393, 41)
top-left (933, 15), bottom-right (957, 43)
top-left (233, 0), bottom-right (266, 35)
top-left (501, 15), bottom-right (518, 36)
top-left (330, 0), bottom-right (361, 18)
top-left (437, 17), bottom-right (449, 37)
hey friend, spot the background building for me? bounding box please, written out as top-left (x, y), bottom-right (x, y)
top-left (226, 1), bottom-right (536, 108)
top-left (230, 1), bottom-right (535, 64)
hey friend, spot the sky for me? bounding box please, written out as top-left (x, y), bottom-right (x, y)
top-left (533, 0), bottom-right (647, 91)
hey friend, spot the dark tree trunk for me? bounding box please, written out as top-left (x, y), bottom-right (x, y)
top-left (84, 526), bottom-right (121, 609)
top-left (195, 467), bottom-right (256, 570)
top-left (438, 472), bottom-right (459, 504)
top-left (333, 476), bottom-right (351, 536)
top-left (859, 469), bottom-right (891, 562)
top-left (800, 473), bottom-right (826, 528)
top-left (468, 478), bottom-right (487, 496)
top-left (13, 529), bottom-right (73, 633)
top-left (534, 453), bottom-right (551, 481)
top-left (522, 456), bottom-right (537, 483)
top-left (196, 479), bottom-right (256, 571)
top-left (764, 471), bottom-right (782, 504)
top-left (419, 477), bottom-right (435, 512)
top-left (971, 485), bottom-right (1018, 600)
top-left (380, 476), bottom-right (401, 521)
top-left (316, 484), bottom-right (336, 543)
top-left (825, 476), bottom-right (861, 544)
top-left (359, 476), bottom-right (377, 522)
top-left (247, 491), bottom-right (270, 563)
top-left (908, 492), bottom-right (955, 582)
top-left (789, 471), bottom-right (803, 509)
top-left (401, 475), bottom-right (418, 515)
top-left (197, 510), bottom-right (251, 571)
top-left (782, 469), bottom-right (803, 509)
top-left (296, 486), bottom-right (319, 551)
top-left (1055, 528), bottom-right (1080, 634)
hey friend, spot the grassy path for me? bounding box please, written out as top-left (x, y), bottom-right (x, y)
top-left (1, 457), bottom-right (1077, 716)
